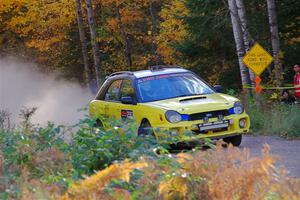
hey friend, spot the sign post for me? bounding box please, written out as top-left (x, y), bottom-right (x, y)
top-left (242, 43), bottom-right (273, 93)
top-left (242, 43), bottom-right (273, 108)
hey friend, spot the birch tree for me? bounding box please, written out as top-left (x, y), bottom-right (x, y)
top-left (235, 0), bottom-right (256, 86)
top-left (86, 0), bottom-right (101, 87)
top-left (236, 0), bottom-right (262, 107)
top-left (266, 0), bottom-right (283, 86)
top-left (228, 0), bottom-right (251, 90)
top-left (75, 0), bottom-right (93, 87)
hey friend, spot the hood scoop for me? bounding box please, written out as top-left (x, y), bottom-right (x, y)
top-left (179, 96), bottom-right (207, 102)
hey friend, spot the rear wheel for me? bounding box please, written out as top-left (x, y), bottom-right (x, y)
top-left (138, 119), bottom-right (154, 136)
top-left (223, 135), bottom-right (242, 147)
top-left (94, 119), bottom-right (103, 128)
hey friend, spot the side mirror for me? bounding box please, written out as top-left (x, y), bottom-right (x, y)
top-left (213, 85), bottom-right (222, 93)
top-left (121, 96), bottom-right (136, 105)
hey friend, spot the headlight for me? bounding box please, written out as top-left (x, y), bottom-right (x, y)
top-left (233, 102), bottom-right (244, 114)
top-left (165, 110), bottom-right (181, 123)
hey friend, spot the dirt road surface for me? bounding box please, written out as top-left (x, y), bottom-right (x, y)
top-left (241, 135), bottom-right (300, 178)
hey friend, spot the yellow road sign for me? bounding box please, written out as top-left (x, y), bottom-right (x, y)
top-left (242, 43), bottom-right (273, 76)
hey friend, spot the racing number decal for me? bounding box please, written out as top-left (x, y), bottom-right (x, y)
top-left (121, 110), bottom-right (133, 120)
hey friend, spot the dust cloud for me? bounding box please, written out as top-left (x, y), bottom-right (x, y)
top-left (0, 57), bottom-right (94, 125)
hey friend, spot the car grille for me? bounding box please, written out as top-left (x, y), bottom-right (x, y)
top-left (188, 110), bottom-right (230, 121)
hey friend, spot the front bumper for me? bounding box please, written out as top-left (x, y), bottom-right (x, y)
top-left (153, 113), bottom-right (250, 142)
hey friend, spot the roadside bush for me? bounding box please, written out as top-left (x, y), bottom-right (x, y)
top-left (70, 117), bottom-right (169, 177)
top-left (0, 112), bottom-right (171, 199)
top-left (246, 102), bottom-right (300, 138)
top-left (60, 144), bottom-right (300, 200)
top-left (0, 122), bottom-right (71, 199)
top-left (1, 107), bottom-right (299, 199)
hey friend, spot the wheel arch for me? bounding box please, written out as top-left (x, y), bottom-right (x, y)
top-left (140, 118), bottom-right (151, 127)
top-left (95, 118), bottom-right (104, 127)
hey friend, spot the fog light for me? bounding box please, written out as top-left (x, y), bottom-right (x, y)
top-left (239, 119), bottom-right (246, 128)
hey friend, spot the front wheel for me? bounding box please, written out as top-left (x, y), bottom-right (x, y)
top-left (223, 135), bottom-right (242, 147)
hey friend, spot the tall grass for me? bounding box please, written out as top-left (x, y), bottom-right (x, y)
top-left (224, 89), bottom-right (300, 138)
top-left (246, 102), bottom-right (300, 138)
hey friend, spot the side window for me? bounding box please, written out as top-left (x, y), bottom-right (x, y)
top-left (104, 80), bottom-right (122, 101)
top-left (120, 79), bottom-right (135, 98)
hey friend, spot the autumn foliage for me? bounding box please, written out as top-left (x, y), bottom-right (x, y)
top-left (1, 111), bottom-right (300, 199)
top-left (0, 0), bottom-right (75, 51)
top-left (60, 144), bottom-right (300, 200)
top-left (1, 0), bottom-right (299, 87)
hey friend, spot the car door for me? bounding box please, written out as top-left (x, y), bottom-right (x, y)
top-left (103, 79), bottom-right (123, 119)
top-left (119, 79), bottom-right (141, 123)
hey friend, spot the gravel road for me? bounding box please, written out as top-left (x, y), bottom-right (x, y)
top-left (241, 135), bottom-right (300, 178)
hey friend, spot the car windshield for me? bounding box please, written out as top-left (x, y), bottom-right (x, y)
top-left (136, 73), bottom-right (215, 102)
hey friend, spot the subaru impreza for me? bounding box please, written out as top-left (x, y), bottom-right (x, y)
top-left (89, 66), bottom-right (250, 146)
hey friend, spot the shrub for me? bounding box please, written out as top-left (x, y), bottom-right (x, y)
top-left (246, 102), bottom-right (300, 138)
top-left (0, 114), bottom-right (171, 199)
top-left (60, 144), bottom-right (300, 200)
top-left (1, 107), bottom-right (299, 200)
top-left (0, 122), bottom-right (71, 199)
top-left (70, 117), bottom-right (169, 177)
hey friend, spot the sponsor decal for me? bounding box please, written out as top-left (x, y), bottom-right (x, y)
top-left (121, 110), bottom-right (133, 120)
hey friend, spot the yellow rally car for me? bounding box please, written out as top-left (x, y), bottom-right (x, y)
top-left (89, 66), bottom-right (250, 146)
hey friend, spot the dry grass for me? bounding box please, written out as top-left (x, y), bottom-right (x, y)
top-left (60, 161), bottom-right (148, 200)
top-left (58, 144), bottom-right (300, 200)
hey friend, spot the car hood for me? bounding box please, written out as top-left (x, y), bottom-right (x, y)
top-left (143, 93), bottom-right (239, 114)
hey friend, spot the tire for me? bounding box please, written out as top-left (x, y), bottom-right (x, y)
top-left (94, 119), bottom-right (103, 128)
top-left (138, 120), bottom-right (153, 136)
top-left (223, 135), bottom-right (242, 147)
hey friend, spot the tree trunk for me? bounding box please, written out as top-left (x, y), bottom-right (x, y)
top-left (235, 0), bottom-right (256, 87)
top-left (267, 0), bottom-right (283, 86)
top-left (75, 0), bottom-right (93, 87)
top-left (149, 0), bottom-right (161, 65)
top-left (116, 6), bottom-right (132, 70)
top-left (228, 0), bottom-right (251, 91)
top-left (85, 0), bottom-right (101, 87)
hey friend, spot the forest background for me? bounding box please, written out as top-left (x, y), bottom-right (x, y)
top-left (1, 0), bottom-right (299, 91)
top-left (1, 1), bottom-right (300, 199)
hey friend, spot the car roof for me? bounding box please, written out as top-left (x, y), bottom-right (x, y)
top-left (107, 66), bottom-right (190, 79)
top-left (133, 68), bottom-right (189, 78)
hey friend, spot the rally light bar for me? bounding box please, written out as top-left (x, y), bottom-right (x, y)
top-left (149, 65), bottom-right (183, 71)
